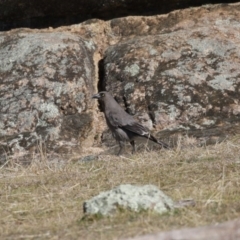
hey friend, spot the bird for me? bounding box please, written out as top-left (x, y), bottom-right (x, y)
top-left (92, 91), bottom-right (169, 155)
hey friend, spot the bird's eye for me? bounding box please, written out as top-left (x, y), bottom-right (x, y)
top-left (101, 93), bottom-right (105, 97)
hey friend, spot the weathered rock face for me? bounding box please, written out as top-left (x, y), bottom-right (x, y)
top-left (1, 0), bottom-right (238, 31)
top-left (102, 4), bottom-right (240, 145)
top-left (0, 30), bottom-right (97, 160)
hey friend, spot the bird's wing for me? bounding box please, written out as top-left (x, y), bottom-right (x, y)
top-left (122, 122), bottom-right (150, 137)
top-left (107, 109), bottom-right (145, 132)
top-left (106, 108), bottom-right (169, 148)
top-left (107, 108), bottom-right (150, 136)
top-left (106, 110), bottom-right (127, 128)
top-left (123, 122), bottom-right (170, 149)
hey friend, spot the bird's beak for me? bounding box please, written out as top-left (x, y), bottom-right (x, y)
top-left (92, 93), bottom-right (100, 99)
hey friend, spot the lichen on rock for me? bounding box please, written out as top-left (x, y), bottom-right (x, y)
top-left (83, 184), bottom-right (174, 216)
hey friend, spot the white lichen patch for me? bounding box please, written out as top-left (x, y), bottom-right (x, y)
top-left (208, 76), bottom-right (235, 91)
top-left (39, 102), bottom-right (59, 119)
top-left (124, 63), bottom-right (140, 76)
top-left (84, 184), bottom-right (174, 216)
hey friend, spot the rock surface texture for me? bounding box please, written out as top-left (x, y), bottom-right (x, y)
top-left (0, 30), bottom-right (97, 160)
top-left (0, 3), bottom-right (240, 159)
top-left (83, 184), bottom-right (174, 215)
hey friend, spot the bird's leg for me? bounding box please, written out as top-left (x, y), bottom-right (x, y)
top-left (117, 141), bottom-right (124, 156)
top-left (130, 140), bottom-right (135, 154)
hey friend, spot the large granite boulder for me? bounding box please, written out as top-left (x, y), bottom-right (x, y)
top-left (101, 4), bottom-right (240, 146)
top-left (0, 29), bottom-right (97, 161)
top-left (1, 3), bottom-right (240, 160)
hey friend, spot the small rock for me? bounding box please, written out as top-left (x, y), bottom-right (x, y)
top-left (83, 184), bottom-right (174, 216)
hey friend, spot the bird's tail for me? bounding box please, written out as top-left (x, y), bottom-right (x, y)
top-left (148, 134), bottom-right (170, 149)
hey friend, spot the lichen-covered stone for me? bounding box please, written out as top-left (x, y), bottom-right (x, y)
top-left (83, 184), bottom-right (174, 216)
top-left (0, 30), bottom-right (97, 160)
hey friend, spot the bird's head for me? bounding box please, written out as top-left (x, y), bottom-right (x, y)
top-left (92, 91), bottom-right (108, 101)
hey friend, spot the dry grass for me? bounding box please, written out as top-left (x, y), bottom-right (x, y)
top-left (1, 136), bottom-right (240, 240)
